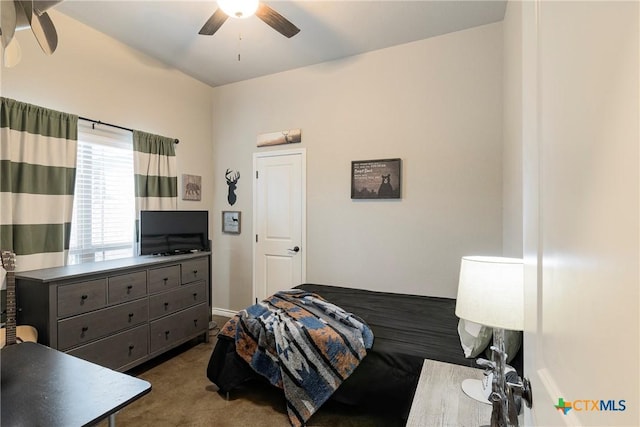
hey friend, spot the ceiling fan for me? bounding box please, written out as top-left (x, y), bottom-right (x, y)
top-left (199, 0), bottom-right (300, 38)
top-left (1, 0), bottom-right (62, 67)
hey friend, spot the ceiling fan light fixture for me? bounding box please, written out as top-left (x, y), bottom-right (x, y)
top-left (217, 0), bottom-right (259, 19)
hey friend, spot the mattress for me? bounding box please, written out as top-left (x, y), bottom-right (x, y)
top-left (295, 284), bottom-right (475, 366)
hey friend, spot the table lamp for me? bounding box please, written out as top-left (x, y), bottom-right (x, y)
top-left (455, 256), bottom-right (532, 427)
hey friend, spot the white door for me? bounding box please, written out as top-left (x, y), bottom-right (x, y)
top-left (522, 1), bottom-right (639, 426)
top-left (253, 149), bottom-right (306, 302)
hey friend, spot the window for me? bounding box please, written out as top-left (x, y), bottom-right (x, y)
top-left (68, 123), bottom-right (135, 265)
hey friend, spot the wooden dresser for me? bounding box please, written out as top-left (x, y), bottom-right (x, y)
top-left (15, 252), bottom-right (211, 372)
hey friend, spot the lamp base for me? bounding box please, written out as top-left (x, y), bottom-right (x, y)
top-left (461, 378), bottom-right (491, 405)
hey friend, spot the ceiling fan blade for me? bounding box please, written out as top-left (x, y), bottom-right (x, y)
top-left (255, 3), bottom-right (299, 38)
top-left (199, 8), bottom-right (228, 36)
top-left (17, 0), bottom-right (57, 55)
top-left (30, 10), bottom-right (57, 54)
top-left (1, 0), bottom-right (17, 48)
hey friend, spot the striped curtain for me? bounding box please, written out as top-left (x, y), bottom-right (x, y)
top-left (0, 97), bottom-right (78, 271)
top-left (133, 130), bottom-right (177, 228)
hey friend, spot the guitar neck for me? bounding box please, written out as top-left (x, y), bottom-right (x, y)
top-left (5, 270), bottom-right (17, 345)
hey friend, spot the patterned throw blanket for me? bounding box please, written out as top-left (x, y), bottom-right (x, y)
top-left (220, 290), bottom-right (374, 426)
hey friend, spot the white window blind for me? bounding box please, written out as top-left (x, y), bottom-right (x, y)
top-left (68, 123), bottom-right (135, 265)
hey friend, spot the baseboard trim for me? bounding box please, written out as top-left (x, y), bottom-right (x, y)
top-left (212, 307), bottom-right (237, 318)
top-left (536, 367), bottom-right (581, 426)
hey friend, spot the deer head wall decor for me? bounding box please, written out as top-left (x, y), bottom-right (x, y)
top-left (225, 169), bottom-right (240, 206)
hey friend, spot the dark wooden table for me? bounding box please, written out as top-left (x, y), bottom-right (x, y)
top-left (1, 342), bottom-right (151, 426)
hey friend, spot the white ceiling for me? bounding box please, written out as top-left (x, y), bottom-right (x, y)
top-left (55, 1), bottom-right (506, 88)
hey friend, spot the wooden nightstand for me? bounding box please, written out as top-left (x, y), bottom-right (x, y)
top-left (406, 359), bottom-right (492, 427)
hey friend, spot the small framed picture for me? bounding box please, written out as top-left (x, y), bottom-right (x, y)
top-left (182, 174), bottom-right (202, 201)
top-left (257, 128), bottom-right (302, 147)
top-left (222, 211), bottom-right (241, 234)
top-left (351, 158), bottom-right (402, 199)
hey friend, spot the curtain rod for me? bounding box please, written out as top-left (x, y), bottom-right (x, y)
top-left (78, 116), bottom-right (179, 144)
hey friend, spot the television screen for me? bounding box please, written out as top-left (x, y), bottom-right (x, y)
top-left (140, 210), bottom-right (209, 255)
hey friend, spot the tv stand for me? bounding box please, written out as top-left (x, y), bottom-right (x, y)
top-left (15, 252), bottom-right (211, 372)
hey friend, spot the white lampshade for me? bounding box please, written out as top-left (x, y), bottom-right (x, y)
top-left (218, 0), bottom-right (259, 19)
top-left (455, 256), bottom-right (524, 331)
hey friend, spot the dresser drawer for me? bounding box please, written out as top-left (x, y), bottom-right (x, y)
top-left (148, 281), bottom-right (207, 320)
top-left (57, 299), bottom-right (149, 350)
top-left (67, 324), bottom-right (149, 370)
top-left (149, 303), bottom-right (209, 354)
top-left (108, 271), bottom-right (147, 304)
top-left (57, 279), bottom-right (107, 317)
top-left (181, 258), bottom-right (209, 285)
top-left (149, 265), bottom-right (180, 294)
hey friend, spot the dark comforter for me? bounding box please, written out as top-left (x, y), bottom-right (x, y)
top-left (207, 284), bottom-right (488, 420)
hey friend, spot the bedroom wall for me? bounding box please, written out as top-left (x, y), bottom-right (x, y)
top-left (1, 11), bottom-right (214, 220)
top-left (501, 1), bottom-right (523, 259)
top-left (211, 22), bottom-right (504, 311)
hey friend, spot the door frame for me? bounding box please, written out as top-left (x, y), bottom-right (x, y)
top-left (252, 148), bottom-right (307, 303)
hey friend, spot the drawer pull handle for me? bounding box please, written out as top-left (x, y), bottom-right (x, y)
top-left (193, 269), bottom-right (198, 275)
top-left (163, 277), bottom-right (168, 284)
top-left (80, 294), bottom-right (88, 304)
top-left (127, 285), bottom-right (133, 293)
top-left (193, 292), bottom-right (198, 299)
top-left (193, 319), bottom-right (198, 327)
top-left (164, 330), bottom-right (170, 339)
top-left (164, 302), bottom-right (169, 310)
top-left (128, 313), bottom-right (134, 322)
top-left (81, 326), bottom-right (88, 337)
top-left (128, 344), bottom-right (135, 355)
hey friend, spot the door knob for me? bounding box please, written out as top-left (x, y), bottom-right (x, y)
top-left (288, 246), bottom-right (300, 253)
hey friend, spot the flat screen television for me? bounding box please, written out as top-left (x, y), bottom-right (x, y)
top-left (139, 210), bottom-right (209, 255)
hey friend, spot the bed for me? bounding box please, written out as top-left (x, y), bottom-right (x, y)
top-left (206, 283), bottom-right (521, 424)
